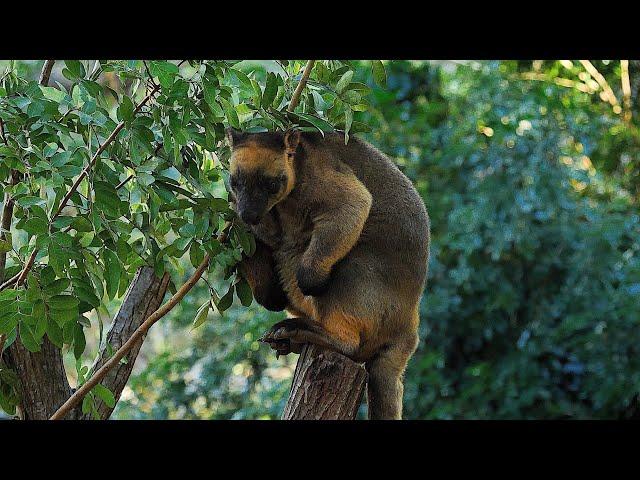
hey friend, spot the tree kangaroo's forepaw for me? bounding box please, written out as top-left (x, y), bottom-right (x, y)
top-left (259, 319), bottom-right (308, 357)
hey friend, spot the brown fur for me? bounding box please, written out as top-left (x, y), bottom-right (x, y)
top-left (228, 128), bottom-right (430, 419)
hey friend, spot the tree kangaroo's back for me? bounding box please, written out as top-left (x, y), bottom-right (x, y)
top-left (228, 128), bottom-right (430, 419)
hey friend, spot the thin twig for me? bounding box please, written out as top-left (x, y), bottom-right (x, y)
top-left (116, 174), bottom-right (134, 190)
top-left (0, 271), bottom-right (19, 290)
top-left (288, 60), bottom-right (316, 112)
top-left (49, 222), bottom-right (231, 420)
top-left (0, 118), bottom-right (8, 145)
top-left (39, 60), bottom-right (55, 87)
top-left (143, 60), bottom-right (159, 89)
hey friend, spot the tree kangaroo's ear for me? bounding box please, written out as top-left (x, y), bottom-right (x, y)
top-left (226, 127), bottom-right (246, 148)
top-left (284, 129), bottom-right (301, 157)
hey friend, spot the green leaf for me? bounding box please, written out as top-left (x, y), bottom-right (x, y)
top-left (23, 217), bottom-right (48, 236)
top-left (103, 249), bottom-right (122, 300)
top-left (63, 60), bottom-right (86, 80)
top-left (149, 61), bottom-right (179, 89)
top-left (235, 277), bottom-right (253, 307)
top-left (117, 95), bottom-right (134, 122)
top-left (81, 395), bottom-right (93, 415)
top-left (336, 70), bottom-right (354, 94)
top-left (189, 242), bottom-right (205, 268)
top-left (220, 97), bottom-right (240, 129)
top-left (191, 301), bottom-right (210, 330)
top-left (93, 384), bottom-right (116, 409)
top-left (48, 294), bottom-right (80, 310)
top-left (74, 285), bottom-right (100, 309)
top-left (79, 231), bottom-right (95, 247)
top-left (296, 113), bottom-right (334, 133)
top-left (0, 312), bottom-right (18, 335)
top-left (43, 278), bottom-right (70, 296)
top-left (344, 108), bottom-right (353, 144)
top-left (17, 196), bottom-right (46, 208)
top-left (216, 284), bottom-right (234, 313)
top-left (262, 73), bottom-right (278, 108)
top-left (19, 324), bottom-right (41, 353)
top-left (73, 323), bottom-right (86, 359)
top-left (0, 238), bottom-right (11, 253)
top-left (94, 181), bottom-right (123, 218)
top-left (371, 60), bottom-right (387, 87)
top-left (46, 319), bottom-right (64, 348)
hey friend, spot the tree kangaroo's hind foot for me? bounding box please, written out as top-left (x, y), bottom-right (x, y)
top-left (259, 317), bottom-right (356, 358)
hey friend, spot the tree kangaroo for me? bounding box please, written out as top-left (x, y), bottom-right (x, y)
top-left (227, 128), bottom-right (430, 419)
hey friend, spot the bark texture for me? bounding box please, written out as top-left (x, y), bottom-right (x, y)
top-left (282, 344), bottom-right (367, 420)
top-left (5, 338), bottom-right (73, 420)
top-left (79, 266), bottom-right (169, 420)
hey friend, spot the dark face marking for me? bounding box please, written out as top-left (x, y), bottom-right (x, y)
top-left (231, 170), bottom-right (287, 225)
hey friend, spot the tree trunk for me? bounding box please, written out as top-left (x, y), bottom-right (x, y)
top-left (5, 338), bottom-right (74, 420)
top-left (80, 267), bottom-right (169, 420)
top-left (282, 344), bottom-right (367, 420)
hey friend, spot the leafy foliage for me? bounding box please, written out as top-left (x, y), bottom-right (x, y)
top-left (0, 59), bottom-right (379, 416)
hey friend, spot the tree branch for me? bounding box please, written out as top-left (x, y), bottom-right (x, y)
top-left (288, 60), bottom-right (316, 112)
top-left (50, 222), bottom-right (231, 420)
top-left (0, 171), bottom-right (19, 283)
top-left (39, 60), bottom-right (55, 87)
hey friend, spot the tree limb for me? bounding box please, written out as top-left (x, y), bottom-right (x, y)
top-left (39, 60), bottom-right (55, 87)
top-left (0, 171), bottom-right (19, 283)
top-left (288, 60), bottom-right (316, 112)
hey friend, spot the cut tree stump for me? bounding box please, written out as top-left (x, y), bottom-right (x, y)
top-left (282, 344), bottom-right (367, 420)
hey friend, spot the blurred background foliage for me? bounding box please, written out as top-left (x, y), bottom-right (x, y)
top-left (3, 60), bottom-right (638, 419)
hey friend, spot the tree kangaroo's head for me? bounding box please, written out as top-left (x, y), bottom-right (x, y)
top-left (226, 128), bottom-right (299, 225)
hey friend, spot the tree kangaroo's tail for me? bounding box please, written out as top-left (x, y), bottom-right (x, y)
top-left (365, 331), bottom-right (418, 420)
